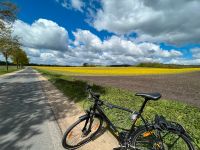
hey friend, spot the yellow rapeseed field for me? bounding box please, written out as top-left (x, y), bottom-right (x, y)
top-left (34, 66), bottom-right (200, 76)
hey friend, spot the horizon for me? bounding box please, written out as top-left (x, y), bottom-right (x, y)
top-left (1, 0), bottom-right (200, 66)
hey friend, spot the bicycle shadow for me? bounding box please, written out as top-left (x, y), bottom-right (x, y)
top-left (47, 75), bottom-right (106, 103)
top-left (92, 126), bottom-right (107, 141)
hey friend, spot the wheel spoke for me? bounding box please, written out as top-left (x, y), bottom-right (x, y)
top-left (63, 116), bottom-right (102, 148)
top-left (131, 126), bottom-right (194, 150)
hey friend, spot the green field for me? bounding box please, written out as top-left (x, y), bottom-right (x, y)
top-left (37, 68), bottom-right (200, 148)
top-left (0, 66), bottom-right (19, 75)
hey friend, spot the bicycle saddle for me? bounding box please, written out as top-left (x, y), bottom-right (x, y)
top-left (135, 92), bottom-right (161, 100)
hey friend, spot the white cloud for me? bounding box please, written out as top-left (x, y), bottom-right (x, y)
top-left (13, 19), bottom-right (68, 51)
top-left (137, 43), bottom-right (182, 58)
top-left (0, 54), bottom-right (4, 61)
top-left (58, 0), bottom-right (84, 12)
top-left (16, 29), bottom-right (198, 66)
top-left (73, 29), bottom-right (102, 50)
top-left (71, 0), bottom-right (84, 12)
top-left (168, 48), bottom-right (200, 65)
top-left (91, 0), bottom-right (200, 45)
top-left (10, 19), bottom-right (198, 66)
top-left (61, 0), bottom-right (69, 8)
top-left (27, 49), bottom-right (69, 65)
top-left (169, 58), bottom-right (200, 65)
top-left (191, 48), bottom-right (200, 59)
top-left (11, 19), bottom-right (70, 65)
top-left (68, 29), bottom-right (183, 65)
top-left (23, 47), bottom-right (41, 57)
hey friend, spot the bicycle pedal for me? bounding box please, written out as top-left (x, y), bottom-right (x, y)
top-left (113, 148), bottom-right (121, 150)
top-left (113, 147), bottom-right (125, 150)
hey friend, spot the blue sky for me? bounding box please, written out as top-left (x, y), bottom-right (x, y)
top-left (12, 0), bottom-right (113, 40)
top-left (6, 0), bottom-right (200, 65)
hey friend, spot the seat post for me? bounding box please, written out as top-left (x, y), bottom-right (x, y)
top-left (139, 98), bottom-right (149, 114)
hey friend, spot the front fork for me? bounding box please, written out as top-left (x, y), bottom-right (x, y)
top-left (82, 108), bottom-right (95, 136)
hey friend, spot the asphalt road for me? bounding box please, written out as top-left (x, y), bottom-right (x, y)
top-left (0, 68), bottom-right (64, 150)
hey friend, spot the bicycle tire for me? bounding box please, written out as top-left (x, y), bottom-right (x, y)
top-left (131, 126), bottom-right (195, 150)
top-left (62, 114), bottom-right (103, 150)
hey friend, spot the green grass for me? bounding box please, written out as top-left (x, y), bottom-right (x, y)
top-left (37, 69), bottom-right (200, 148)
top-left (0, 66), bottom-right (19, 75)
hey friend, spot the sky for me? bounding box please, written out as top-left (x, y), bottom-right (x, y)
top-left (2, 0), bottom-right (200, 65)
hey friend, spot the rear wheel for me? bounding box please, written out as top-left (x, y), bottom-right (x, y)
top-left (131, 126), bottom-right (194, 150)
top-left (62, 115), bottom-right (103, 149)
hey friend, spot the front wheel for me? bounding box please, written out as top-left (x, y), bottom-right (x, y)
top-left (131, 126), bottom-right (195, 150)
top-left (62, 114), bottom-right (103, 149)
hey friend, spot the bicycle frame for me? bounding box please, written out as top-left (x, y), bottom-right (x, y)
top-left (63, 87), bottom-right (195, 150)
top-left (84, 94), bottom-right (150, 144)
top-left (95, 104), bottom-right (121, 141)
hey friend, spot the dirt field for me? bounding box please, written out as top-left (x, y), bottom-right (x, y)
top-left (75, 71), bottom-right (200, 107)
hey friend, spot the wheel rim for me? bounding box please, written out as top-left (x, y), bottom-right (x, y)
top-left (159, 130), bottom-right (190, 150)
top-left (134, 130), bottom-right (159, 150)
top-left (65, 118), bottom-right (101, 146)
top-left (133, 129), bottom-right (191, 150)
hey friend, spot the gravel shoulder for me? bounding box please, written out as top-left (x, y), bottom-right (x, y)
top-left (75, 71), bottom-right (200, 107)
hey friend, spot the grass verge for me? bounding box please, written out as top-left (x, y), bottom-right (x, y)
top-left (0, 66), bottom-right (19, 75)
top-left (37, 68), bottom-right (200, 148)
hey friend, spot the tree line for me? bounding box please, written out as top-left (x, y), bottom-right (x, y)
top-left (0, 1), bottom-right (29, 71)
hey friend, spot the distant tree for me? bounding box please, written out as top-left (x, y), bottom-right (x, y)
top-left (0, 2), bottom-right (29, 70)
top-left (83, 63), bottom-right (89, 67)
top-left (0, 1), bottom-right (18, 71)
top-left (82, 63), bottom-right (97, 67)
top-left (0, 31), bottom-right (20, 71)
top-left (11, 47), bottom-right (24, 69)
top-left (17, 50), bottom-right (29, 68)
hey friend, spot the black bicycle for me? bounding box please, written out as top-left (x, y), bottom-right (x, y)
top-left (62, 85), bottom-right (195, 150)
